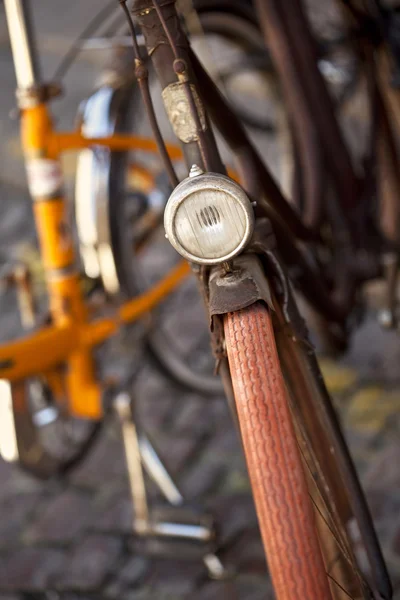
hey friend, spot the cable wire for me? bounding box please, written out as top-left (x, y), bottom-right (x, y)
top-left (118, 0), bottom-right (179, 187)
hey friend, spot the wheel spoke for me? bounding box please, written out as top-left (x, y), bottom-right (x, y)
top-left (32, 406), bottom-right (59, 427)
top-left (327, 573), bottom-right (356, 599)
top-left (292, 391), bottom-right (372, 598)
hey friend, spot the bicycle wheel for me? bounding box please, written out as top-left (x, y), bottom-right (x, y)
top-left (224, 301), bottom-right (378, 599)
top-left (7, 378), bottom-right (101, 479)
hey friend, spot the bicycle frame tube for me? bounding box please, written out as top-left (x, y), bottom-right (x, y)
top-left (189, 51), bottom-right (317, 242)
top-left (133, 0), bottom-right (225, 174)
top-left (0, 260), bottom-right (189, 377)
top-left (4, 0), bottom-right (41, 89)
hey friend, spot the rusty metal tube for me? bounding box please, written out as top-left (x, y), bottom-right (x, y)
top-left (189, 50), bottom-right (316, 241)
top-left (132, 0), bottom-right (225, 174)
top-left (254, 0), bottom-right (360, 217)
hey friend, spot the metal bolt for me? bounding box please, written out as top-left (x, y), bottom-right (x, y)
top-left (203, 553), bottom-right (233, 580)
top-left (222, 261), bottom-right (233, 274)
top-left (135, 62), bottom-right (148, 80)
top-left (173, 58), bottom-right (187, 74)
top-left (114, 392), bottom-right (131, 418)
top-left (189, 164), bottom-right (204, 178)
top-left (378, 308), bottom-right (394, 329)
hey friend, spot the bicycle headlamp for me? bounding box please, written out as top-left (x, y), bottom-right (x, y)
top-left (164, 167), bottom-right (254, 265)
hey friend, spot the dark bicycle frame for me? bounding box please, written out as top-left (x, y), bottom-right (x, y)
top-left (132, 0), bottom-right (400, 331)
top-left (129, 0), bottom-right (397, 596)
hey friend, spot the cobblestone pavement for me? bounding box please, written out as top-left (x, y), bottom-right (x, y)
top-left (1, 2), bottom-right (400, 599)
top-left (0, 312), bottom-right (399, 600)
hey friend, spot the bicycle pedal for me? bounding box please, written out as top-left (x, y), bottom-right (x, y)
top-left (134, 506), bottom-right (214, 543)
top-left (130, 535), bottom-right (232, 580)
top-left (131, 505), bottom-right (233, 579)
top-left (150, 505), bottom-right (215, 532)
top-left (133, 506), bottom-right (215, 552)
top-left (131, 534), bottom-right (212, 560)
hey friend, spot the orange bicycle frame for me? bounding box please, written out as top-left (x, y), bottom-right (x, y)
top-left (2, 0), bottom-right (189, 418)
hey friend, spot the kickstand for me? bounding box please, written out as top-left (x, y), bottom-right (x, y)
top-left (114, 391), bottom-right (230, 580)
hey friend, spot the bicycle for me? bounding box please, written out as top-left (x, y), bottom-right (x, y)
top-left (0, 0), bottom-right (396, 598)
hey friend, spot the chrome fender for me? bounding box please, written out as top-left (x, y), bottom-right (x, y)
top-left (75, 83), bottom-right (131, 295)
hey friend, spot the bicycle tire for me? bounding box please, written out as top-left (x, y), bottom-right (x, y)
top-left (224, 301), bottom-right (332, 599)
top-left (273, 295), bottom-right (391, 600)
top-left (224, 301), bottom-right (378, 599)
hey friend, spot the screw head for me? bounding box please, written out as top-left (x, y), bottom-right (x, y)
top-left (173, 58), bottom-right (187, 75)
top-left (189, 164), bottom-right (204, 178)
top-left (378, 308), bottom-right (394, 329)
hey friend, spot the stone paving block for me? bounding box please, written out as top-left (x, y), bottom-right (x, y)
top-left (342, 428), bottom-right (378, 476)
top-left (319, 358), bottom-right (358, 394)
top-left (121, 567), bottom-right (203, 600)
top-left (172, 399), bottom-right (213, 435)
top-left (0, 547), bottom-right (65, 592)
top-left (347, 386), bottom-right (400, 435)
top-left (221, 529), bottom-right (267, 575)
top-left (181, 459), bottom-right (226, 501)
top-left (204, 395), bottom-right (234, 425)
top-left (219, 468), bottom-right (250, 496)
top-left (210, 424), bottom-right (240, 452)
top-left (236, 574), bottom-right (273, 599)
top-left (70, 426), bottom-right (127, 489)
top-left (104, 555), bottom-right (149, 597)
top-left (393, 527), bottom-right (400, 558)
top-left (0, 460), bottom-right (16, 496)
top-left (0, 492), bottom-right (42, 549)
top-left (0, 184), bottom-right (34, 254)
top-left (148, 558), bottom-right (204, 589)
top-left (24, 490), bottom-right (94, 544)
top-left (118, 556), bottom-right (149, 586)
top-left (363, 440), bottom-right (400, 491)
top-left (201, 427), bottom-right (240, 462)
top-left (382, 552), bottom-right (400, 600)
top-left (207, 494), bottom-right (258, 547)
top-left (55, 534), bottom-right (122, 591)
top-left (0, 465), bottom-right (42, 497)
top-left (135, 371), bottom-right (181, 431)
top-left (345, 316), bottom-right (400, 383)
top-left (58, 596), bottom-right (94, 600)
top-left (192, 580), bottom-right (245, 600)
top-left (196, 437), bottom-right (241, 479)
top-left (200, 432), bottom-right (247, 496)
top-left (364, 488), bottom-right (396, 522)
top-left (121, 588), bottom-right (154, 600)
top-left (93, 494), bottom-right (134, 534)
top-left (144, 581), bottom-right (193, 599)
top-left (147, 433), bottom-right (200, 476)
